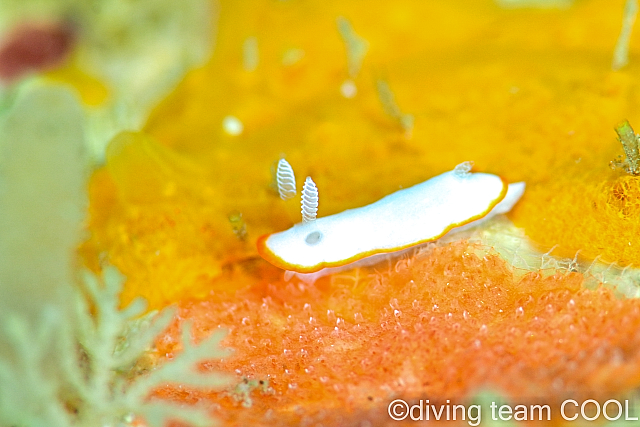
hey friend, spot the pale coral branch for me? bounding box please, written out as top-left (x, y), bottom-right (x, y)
top-left (612, 0), bottom-right (639, 70)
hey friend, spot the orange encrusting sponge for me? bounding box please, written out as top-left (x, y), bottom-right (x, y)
top-left (153, 241), bottom-right (640, 426)
top-left (512, 171), bottom-right (640, 265)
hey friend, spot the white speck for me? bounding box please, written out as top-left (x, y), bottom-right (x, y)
top-left (340, 79), bottom-right (357, 98)
top-left (282, 48), bottom-right (305, 66)
top-left (453, 161), bottom-right (474, 178)
top-left (509, 86), bottom-right (520, 94)
top-left (223, 116), bottom-right (243, 136)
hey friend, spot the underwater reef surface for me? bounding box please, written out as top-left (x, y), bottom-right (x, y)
top-left (3, 0), bottom-right (640, 425)
top-left (83, 0), bottom-right (640, 309)
top-left (78, 0), bottom-right (640, 424)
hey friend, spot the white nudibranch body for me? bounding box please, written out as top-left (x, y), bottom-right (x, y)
top-left (257, 166), bottom-right (525, 275)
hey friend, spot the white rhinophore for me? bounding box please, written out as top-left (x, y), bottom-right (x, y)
top-left (276, 159), bottom-right (297, 200)
top-left (301, 176), bottom-right (318, 223)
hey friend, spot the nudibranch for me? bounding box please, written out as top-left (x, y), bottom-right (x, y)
top-left (258, 162), bottom-right (525, 276)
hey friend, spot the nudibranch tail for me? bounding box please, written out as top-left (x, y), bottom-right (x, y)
top-left (301, 176), bottom-right (318, 223)
top-left (276, 158), bottom-right (297, 200)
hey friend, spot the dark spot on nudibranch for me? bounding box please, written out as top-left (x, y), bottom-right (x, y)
top-left (305, 231), bottom-right (323, 245)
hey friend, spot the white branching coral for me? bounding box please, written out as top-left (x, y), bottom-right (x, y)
top-left (0, 85), bottom-right (230, 427)
top-left (0, 267), bottom-right (231, 427)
